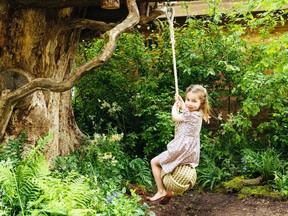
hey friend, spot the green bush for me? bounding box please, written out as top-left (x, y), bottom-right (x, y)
top-left (273, 170), bottom-right (288, 197)
top-left (197, 156), bottom-right (231, 190)
top-left (240, 148), bottom-right (285, 181)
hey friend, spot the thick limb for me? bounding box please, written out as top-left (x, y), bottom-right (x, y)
top-left (150, 156), bottom-right (167, 201)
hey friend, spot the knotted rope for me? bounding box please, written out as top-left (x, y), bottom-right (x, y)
top-left (165, 5), bottom-right (178, 96)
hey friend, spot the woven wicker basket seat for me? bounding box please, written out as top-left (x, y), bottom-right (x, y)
top-left (161, 164), bottom-right (197, 195)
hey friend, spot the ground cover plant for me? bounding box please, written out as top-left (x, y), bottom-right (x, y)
top-left (0, 133), bottom-right (153, 215)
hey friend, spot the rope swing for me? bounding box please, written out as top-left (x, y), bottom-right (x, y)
top-left (161, 3), bottom-right (197, 195)
top-left (165, 4), bottom-right (179, 96)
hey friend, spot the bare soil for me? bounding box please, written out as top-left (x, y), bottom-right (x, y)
top-left (146, 190), bottom-right (288, 216)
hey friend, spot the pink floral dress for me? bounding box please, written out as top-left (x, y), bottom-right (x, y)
top-left (158, 109), bottom-right (203, 174)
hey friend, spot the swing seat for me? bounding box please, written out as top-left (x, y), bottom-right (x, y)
top-left (161, 164), bottom-right (197, 195)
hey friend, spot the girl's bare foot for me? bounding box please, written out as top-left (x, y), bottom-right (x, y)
top-left (159, 190), bottom-right (174, 205)
top-left (148, 191), bottom-right (167, 201)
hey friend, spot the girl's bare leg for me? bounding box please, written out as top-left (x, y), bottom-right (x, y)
top-left (149, 156), bottom-right (167, 201)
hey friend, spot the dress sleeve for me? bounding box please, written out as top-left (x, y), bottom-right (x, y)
top-left (182, 109), bottom-right (203, 136)
top-left (183, 109), bottom-right (201, 121)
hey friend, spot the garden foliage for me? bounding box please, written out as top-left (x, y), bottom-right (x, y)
top-left (0, 133), bottom-right (152, 215)
top-left (73, 0), bottom-right (288, 194)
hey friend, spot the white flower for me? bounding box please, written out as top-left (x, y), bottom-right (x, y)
top-left (110, 133), bottom-right (124, 142)
top-left (100, 101), bottom-right (111, 109)
top-left (93, 133), bottom-right (101, 143)
top-left (102, 152), bottom-right (113, 160)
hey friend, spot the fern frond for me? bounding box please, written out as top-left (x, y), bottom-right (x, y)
top-left (26, 177), bottom-right (60, 209)
top-left (68, 208), bottom-right (97, 216)
top-left (0, 162), bottom-right (17, 198)
top-left (30, 154), bottom-right (51, 178)
top-left (35, 206), bottom-right (68, 216)
top-left (14, 156), bottom-right (49, 206)
top-left (38, 177), bottom-right (64, 200)
top-left (25, 133), bottom-right (52, 164)
top-left (19, 177), bottom-right (42, 201)
top-left (63, 177), bottom-right (95, 208)
top-left (26, 175), bottom-right (98, 214)
top-left (0, 132), bottom-right (26, 163)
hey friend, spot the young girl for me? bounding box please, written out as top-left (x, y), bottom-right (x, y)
top-left (148, 84), bottom-right (210, 205)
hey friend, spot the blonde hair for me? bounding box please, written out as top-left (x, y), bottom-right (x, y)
top-left (185, 84), bottom-right (211, 123)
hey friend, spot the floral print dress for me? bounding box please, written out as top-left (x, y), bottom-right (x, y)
top-left (158, 109), bottom-right (203, 174)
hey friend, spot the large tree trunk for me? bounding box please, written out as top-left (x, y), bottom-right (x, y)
top-left (0, 7), bottom-right (83, 162)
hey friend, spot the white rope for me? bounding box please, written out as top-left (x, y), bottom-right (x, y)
top-left (165, 6), bottom-right (179, 96)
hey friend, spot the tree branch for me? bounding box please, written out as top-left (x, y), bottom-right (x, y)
top-left (67, 8), bottom-right (164, 33)
top-left (68, 19), bottom-right (115, 32)
top-left (139, 7), bottom-right (165, 25)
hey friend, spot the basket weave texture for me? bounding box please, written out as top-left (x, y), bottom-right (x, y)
top-left (162, 164), bottom-right (197, 195)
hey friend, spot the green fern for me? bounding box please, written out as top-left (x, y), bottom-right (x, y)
top-left (0, 160), bottom-right (25, 214)
top-left (63, 176), bottom-right (96, 208)
top-left (0, 133), bottom-right (53, 215)
top-left (1, 133), bottom-right (145, 215)
top-left (27, 175), bottom-right (98, 214)
top-left (0, 161), bottom-right (17, 199)
top-left (30, 154), bottom-right (51, 178)
top-left (24, 133), bottom-right (52, 165)
top-left (0, 131), bottom-right (26, 164)
top-left (17, 134), bottom-right (52, 204)
top-left (127, 158), bottom-right (153, 186)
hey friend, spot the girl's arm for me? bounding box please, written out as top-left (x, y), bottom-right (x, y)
top-left (175, 94), bottom-right (185, 110)
top-left (172, 96), bottom-right (184, 122)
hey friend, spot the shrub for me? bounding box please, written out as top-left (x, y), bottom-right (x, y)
top-left (273, 170), bottom-right (288, 197)
top-left (240, 148), bottom-right (285, 181)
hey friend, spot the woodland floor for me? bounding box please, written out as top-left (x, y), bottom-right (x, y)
top-left (144, 190), bottom-right (288, 216)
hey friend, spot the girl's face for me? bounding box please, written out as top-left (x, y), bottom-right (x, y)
top-left (185, 92), bottom-right (201, 112)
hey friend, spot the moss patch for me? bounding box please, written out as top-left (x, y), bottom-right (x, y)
top-left (222, 176), bottom-right (245, 193)
top-left (239, 185), bottom-right (285, 200)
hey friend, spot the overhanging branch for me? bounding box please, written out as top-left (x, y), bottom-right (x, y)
top-left (67, 8), bottom-right (164, 33)
top-left (68, 19), bottom-right (115, 32)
